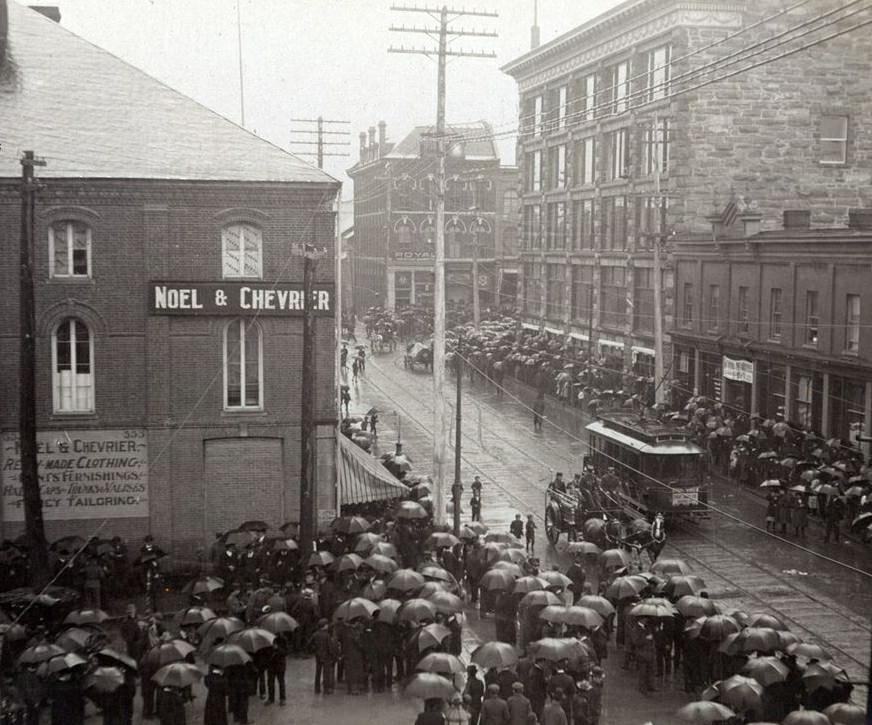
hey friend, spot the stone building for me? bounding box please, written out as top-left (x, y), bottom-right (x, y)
top-left (347, 122), bottom-right (518, 312)
top-left (0, 3), bottom-right (340, 557)
top-left (502, 0), bottom-right (872, 369)
top-left (671, 210), bottom-right (872, 445)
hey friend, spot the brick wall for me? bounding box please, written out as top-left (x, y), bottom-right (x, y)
top-left (0, 178), bottom-right (339, 555)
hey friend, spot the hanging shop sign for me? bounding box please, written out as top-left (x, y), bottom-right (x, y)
top-left (148, 282), bottom-right (334, 316)
top-left (723, 356), bottom-right (754, 384)
top-left (1, 430), bottom-right (149, 521)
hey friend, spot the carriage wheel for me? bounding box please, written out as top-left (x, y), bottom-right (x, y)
top-left (545, 508), bottom-right (560, 546)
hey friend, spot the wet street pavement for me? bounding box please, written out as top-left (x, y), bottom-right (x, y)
top-left (348, 344), bottom-right (872, 714)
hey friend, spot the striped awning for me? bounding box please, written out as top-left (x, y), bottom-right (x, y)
top-left (338, 434), bottom-right (409, 505)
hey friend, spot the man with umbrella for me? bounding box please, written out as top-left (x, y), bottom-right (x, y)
top-left (204, 666), bottom-right (229, 725)
top-left (823, 495), bottom-right (846, 543)
top-left (565, 555), bottom-right (587, 605)
top-left (463, 665), bottom-right (484, 725)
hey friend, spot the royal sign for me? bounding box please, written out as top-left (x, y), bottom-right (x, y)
top-left (149, 282), bottom-right (334, 316)
top-left (722, 356), bottom-right (754, 384)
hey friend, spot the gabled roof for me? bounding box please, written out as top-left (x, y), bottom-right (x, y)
top-left (386, 122), bottom-right (499, 161)
top-left (0, 2), bottom-right (337, 184)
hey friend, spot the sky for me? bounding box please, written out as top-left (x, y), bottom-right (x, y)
top-left (53, 0), bottom-right (626, 196)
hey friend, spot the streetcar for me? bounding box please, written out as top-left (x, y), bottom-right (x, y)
top-left (585, 412), bottom-right (709, 522)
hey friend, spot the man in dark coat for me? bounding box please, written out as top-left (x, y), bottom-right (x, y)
top-left (464, 666), bottom-right (485, 725)
top-left (371, 620), bottom-right (395, 692)
top-left (479, 684), bottom-right (510, 725)
top-left (225, 664), bottom-right (250, 724)
top-left (203, 667), bottom-right (228, 725)
top-left (265, 635), bottom-right (287, 705)
top-left (156, 686), bottom-right (185, 725)
top-left (50, 673), bottom-right (84, 725)
top-left (311, 619), bottom-right (338, 694)
top-left (565, 556), bottom-right (587, 605)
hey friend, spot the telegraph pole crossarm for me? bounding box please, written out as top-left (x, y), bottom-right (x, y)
top-left (289, 117), bottom-right (350, 170)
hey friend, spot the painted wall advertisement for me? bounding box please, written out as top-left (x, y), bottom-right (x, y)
top-left (1, 430), bottom-right (149, 521)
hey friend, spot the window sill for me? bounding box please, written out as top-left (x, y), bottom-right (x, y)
top-left (47, 277), bottom-right (94, 284)
top-left (841, 349), bottom-right (859, 357)
top-left (818, 161), bottom-right (847, 168)
top-left (51, 411), bottom-right (97, 421)
top-left (802, 343), bottom-right (819, 351)
top-left (767, 338), bottom-right (782, 344)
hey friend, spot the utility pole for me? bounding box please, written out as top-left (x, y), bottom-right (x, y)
top-left (289, 117), bottom-right (351, 169)
top-left (472, 225), bottom-right (480, 331)
top-left (587, 285), bottom-right (594, 356)
top-left (389, 3), bottom-right (497, 525)
top-left (452, 332), bottom-right (463, 537)
top-left (236, 0), bottom-right (246, 126)
top-left (294, 242), bottom-right (328, 560)
top-left (19, 151), bottom-right (49, 587)
top-left (652, 115), bottom-right (667, 405)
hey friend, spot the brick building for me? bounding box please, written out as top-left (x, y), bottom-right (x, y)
top-left (502, 0), bottom-right (872, 368)
top-left (347, 122), bottom-right (519, 312)
top-left (671, 211), bottom-right (872, 445)
top-left (0, 3), bottom-right (340, 557)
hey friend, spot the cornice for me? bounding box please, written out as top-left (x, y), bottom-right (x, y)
top-left (509, 1), bottom-right (743, 93)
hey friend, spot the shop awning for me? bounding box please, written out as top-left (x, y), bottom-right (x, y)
top-left (338, 434), bottom-right (409, 505)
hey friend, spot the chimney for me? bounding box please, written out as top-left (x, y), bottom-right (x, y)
top-left (783, 209), bottom-right (811, 230)
top-left (739, 212), bottom-right (762, 238)
top-left (378, 121), bottom-right (387, 158)
top-left (359, 132), bottom-right (367, 160)
top-left (368, 126), bottom-right (376, 151)
top-left (29, 5), bottom-right (60, 22)
top-left (530, 0), bottom-right (540, 49)
top-left (848, 208), bottom-right (872, 230)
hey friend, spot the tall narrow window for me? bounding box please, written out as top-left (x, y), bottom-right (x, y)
top-left (643, 119), bottom-right (669, 176)
top-left (738, 286), bottom-right (750, 334)
top-left (608, 61), bottom-right (630, 114)
top-left (805, 291), bottom-right (819, 346)
top-left (820, 115), bottom-right (848, 165)
top-left (557, 85), bottom-right (568, 129)
top-left (224, 320), bottom-right (263, 409)
top-left (552, 144), bottom-right (567, 189)
top-left (769, 288), bottom-right (783, 339)
top-left (708, 284), bottom-right (720, 330)
top-left (582, 137), bottom-right (596, 185)
top-left (576, 199), bottom-right (596, 250)
top-left (222, 223), bottom-right (263, 279)
top-left (582, 74), bottom-right (596, 121)
top-left (50, 221), bottom-right (91, 278)
top-left (682, 283), bottom-right (694, 326)
top-left (606, 129), bottom-right (629, 180)
top-left (531, 151), bottom-right (542, 192)
top-left (646, 45), bottom-right (671, 101)
top-left (845, 294), bottom-right (860, 353)
top-left (53, 318), bottom-right (94, 413)
top-left (533, 95), bottom-right (544, 135)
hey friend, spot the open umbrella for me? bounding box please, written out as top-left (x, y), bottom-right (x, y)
top-left (228, 627), bottom-right (275, 653)
top-left (142, 640), bottom-right (196, 670)
top-left (565, 541), bottom-right (601, 557)
top-left (718, 675), bottom-right (763, 711)
top-left (759, 479), bottom-right (782, 488)
top-left (519, 591), bottom-right (561, 610)
top-left (491, 561), bottom-right (523, 577)
top-left (731, 627), bottom-right (781, 654)
top-left (777, 631), bottom-right (802, 650)
top-left (428, 532), bottom-right (460, 549)
top-left (539, 571), bottom-right (572, 590)
top-left (781, 711), bottom-right (829, 725)
top-left (371, 542), bottom-right (398, 559)
top-left (600, 548), bottom-right (631, 570)
top-left (786, 642), bottom-right (831, 661)
top-left (182, 576), bottom-right (225, 596)
top-left (498, 548), bottom-right (528, 565)
top-left (197, 617), bottom-right (245, 650)
top-left (362, 554), bottom-right (398, 575)
top-left (465, 521), bottom-right (488, 535)
top-left (336, 553), bottom-right (364, 573)
top-left (822, 702), bottom-right (865, 725)
top-left (479, 569), bottom-right (516, 592)
top-left (747, 613), bottom-right (788, 631)
top-left (388, 569), bottom-right (426, 594)
top-left (690, 615), bottom-right (740, 642)
top-left (675, 596), bottom-right (719, 619)
top-left (152, 662), bottom-right (203, 688)
top-left (664, 575), bottom-right (706, 598)
top-left (271, 538), bottom-right (299, 552)
top-left (676, 701), bottom-right (735, 723)
top-left (95, 648), bottom-right (137, 671)
top-left (404, 672), bottom-right (455, 699)
top-left (361, 580), bottom-right (388, 602)
top-left (577, 595), bottom-right (615, 617)
top-left (38, 652), bottom-right (89, 677)
top-left (411, 623), bottom-right (452, 653)
top-left (427, 591), bottom-right (464, 615)
top-left (308, 551), bottom-right (335, 568)
top-left (63, 609), bottom-right (110, 626)
top-left (550, 606), bottom-right (603, 629)
top-left (207, 643), bottom-right (251, 668)
top-left (354, 533), bottom-right (384, 555)
top-left (331, 516), bottom-right (371, 535)
top-left (56, 626), bottom-right (105, 653)
top-left (85, 666), bottom-right (125, 693)
top-left (605, 576), bottom-right (646, 600)
top-left (257, 612), bottom-right (299, 634)
top-left (416, 652), bottom-right (465, 675)
top-left (802, 662), bottom-right (849, 693)
top-left (397, 599), bottom-right (438, 624)
top-left (512, 576), bottom-right (548, 594)
top-left (375, 599), bottom-right (403, 625)
top-left (527, 637), bottom-right (578, 662)
top-left (484, 533), bottom-right (523, 547)
top-left (0, 623), bottom-right (28, 641)
top-left (395, 501), bottom-right (428, 520)
top-left (179, 607), bottom-right (216, 627)
top-left (630, 600), bottom-right (677, 619)
top-left (650, 558), bottom-right (692, 576)
top-left (741, 655), bottom-right (789, 686)
top-left (471, 641), bottom-right (518, 669)
top-left (333, 598), bottom-right (380, 622)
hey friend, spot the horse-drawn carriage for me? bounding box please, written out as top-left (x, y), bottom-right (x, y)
top-left (371, 328), bottom-right (395, 354)
top-left (404, 341), bottom-right (433, 372)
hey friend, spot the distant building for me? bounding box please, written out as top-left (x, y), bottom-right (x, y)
top-left (671, 210), bottom-right (872, 445)
top-left (0, 3), bottom-right (340, 556)
top-left (502, 0), bottom-right (872, 368)
top-left (347, 122), bottom-right (519, 313)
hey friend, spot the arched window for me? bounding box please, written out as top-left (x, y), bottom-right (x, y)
top-left (49, 221), bottom-right (91, 277)
top-left (446, 217), bottom-right (466, 258)
top-left (394, 217), bottom-right (415, 246)
top-left (420, 217), bottom-right (435, 246)
top-left (53, 318), bottom-right (94, 412)
top-left (224, 320), bottom-right (263, 409)
top-left (222, 223), bottom-right (263, 279)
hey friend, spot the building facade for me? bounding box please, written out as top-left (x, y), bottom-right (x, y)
top-left (0, 4), bottom-right (340, 558)
top-left (348, 122), bottom-right (519, 312)
top-left (502, 0), bottom-right (872, 367)
top-left (671, 212), bottom-right (872, 445)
